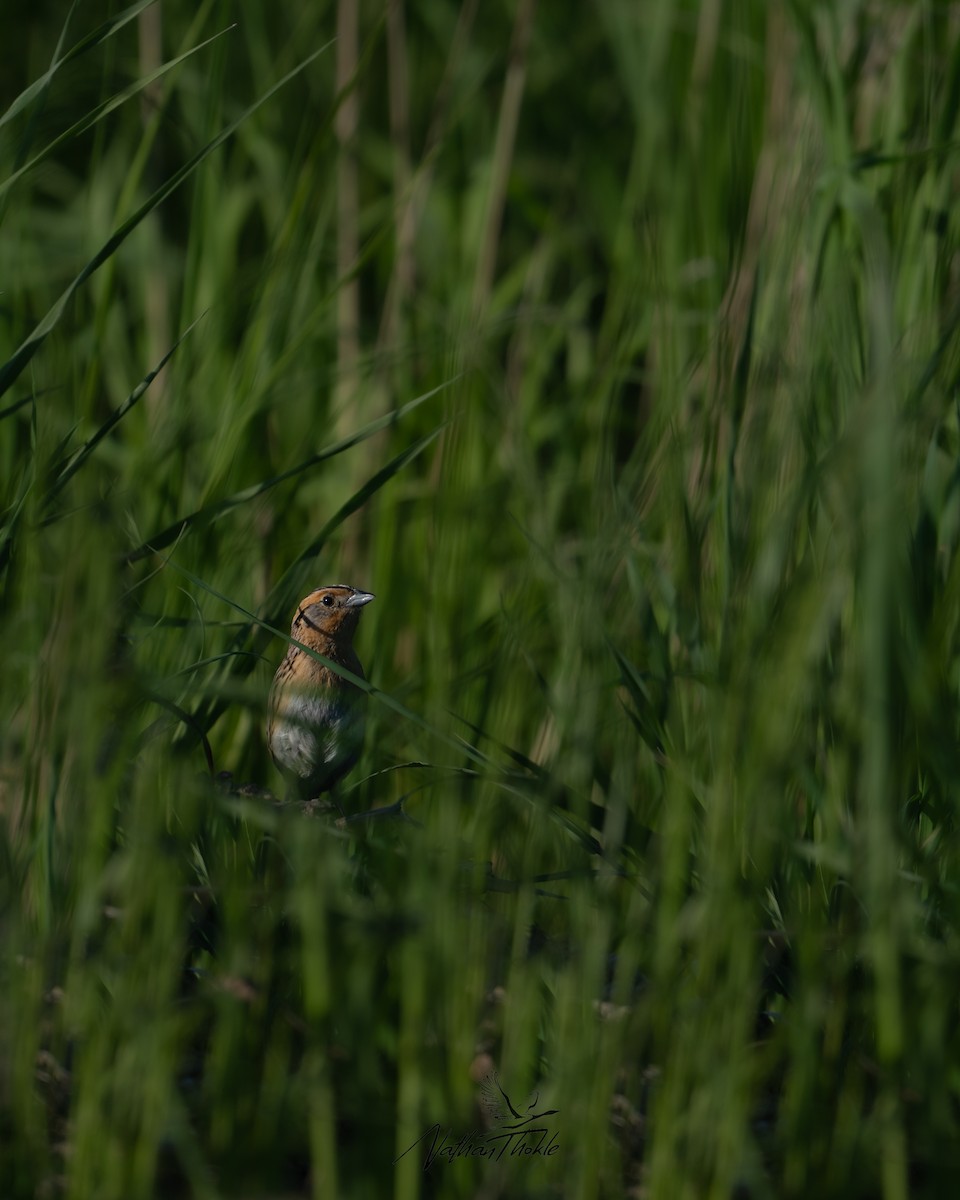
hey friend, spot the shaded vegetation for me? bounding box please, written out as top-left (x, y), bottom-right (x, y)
top-left (3, 2), bottom-right (960, 1197)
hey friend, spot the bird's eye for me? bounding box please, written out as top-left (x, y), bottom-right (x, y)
top-left (321, 594), bottom-right (334, 607)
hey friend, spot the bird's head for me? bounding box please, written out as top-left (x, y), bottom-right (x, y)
top-left (291, 584), bottom-right (375, 644)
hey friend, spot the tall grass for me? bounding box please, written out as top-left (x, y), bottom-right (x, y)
top-left (3, 2), bottom-right (960, 1197)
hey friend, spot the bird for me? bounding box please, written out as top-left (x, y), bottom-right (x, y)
top-left (266, 584), bottom-right (374, 801)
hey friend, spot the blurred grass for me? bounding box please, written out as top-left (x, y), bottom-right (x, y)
top-left (4, 1), bottom-right (960, 1197)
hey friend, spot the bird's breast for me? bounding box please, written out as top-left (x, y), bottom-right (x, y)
top-left (268, 687), bottom-right (364, 777)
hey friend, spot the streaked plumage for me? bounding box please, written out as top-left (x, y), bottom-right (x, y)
top-left (266, 584), bottom-right (374, 799)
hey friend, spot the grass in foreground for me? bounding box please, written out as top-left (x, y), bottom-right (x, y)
top-left (3, 3), bottom-right (960, 1198)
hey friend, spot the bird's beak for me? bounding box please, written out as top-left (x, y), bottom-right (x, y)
top-left (344, 590), bottom-right (375, 607)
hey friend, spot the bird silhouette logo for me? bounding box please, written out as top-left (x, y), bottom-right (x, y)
top-left (479, 1071), bottom-right (559, 1130)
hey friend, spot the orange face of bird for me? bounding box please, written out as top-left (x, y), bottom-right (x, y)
top-left (291, 585), bottom-right (375, 644)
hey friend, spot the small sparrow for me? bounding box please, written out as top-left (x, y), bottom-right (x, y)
top-left (266, 584), bottom-right (374, 800)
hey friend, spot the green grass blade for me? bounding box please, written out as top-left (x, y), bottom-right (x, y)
top-left (0, 39), bottom-right (333, 400)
